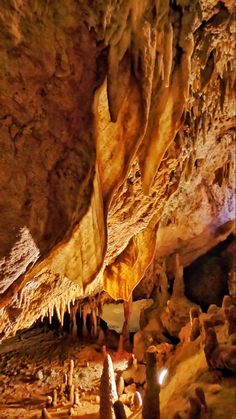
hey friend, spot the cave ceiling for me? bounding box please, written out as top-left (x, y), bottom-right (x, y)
top-left (0, 0), bottom-right (235, 337)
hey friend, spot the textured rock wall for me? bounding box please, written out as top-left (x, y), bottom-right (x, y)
top-left (0, 0), bottom-right (235, 337)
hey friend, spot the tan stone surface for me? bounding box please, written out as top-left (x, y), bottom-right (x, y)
top-left (0, 0), bottom-right (235, 337)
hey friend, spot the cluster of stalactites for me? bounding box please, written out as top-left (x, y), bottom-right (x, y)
top-left (40, 292), bottom-right (108, 337)
top-left (82, 0), bottom-right (200, 193)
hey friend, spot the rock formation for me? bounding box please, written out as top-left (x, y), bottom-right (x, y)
top-left (100, 354), bottom-right (118, 419)
top-left (142, 348), bottom-right (160, 419)
top-left (0, 0), bottom-right (235, 341)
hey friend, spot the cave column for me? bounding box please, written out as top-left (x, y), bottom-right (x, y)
top-left (121, 295), bottom-right (132, 352)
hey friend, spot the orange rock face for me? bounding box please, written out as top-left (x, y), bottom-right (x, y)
top-left (0, 0), bottom-right (235, 337)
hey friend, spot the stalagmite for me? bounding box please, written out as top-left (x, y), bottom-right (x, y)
top-left (68, 360), bottom-right (74, 387)
top-left (64, 373), bottom-right (68, 386)
top-left (195, 387), bottom-right (208, 413)
top-left (227, 305), bottom-right (236, 336)
top-left (69, 384), bottom-right (75, 404)
top-left (60, 383), bottom-right (66, 398)
top-left (102, 345), bottom-right (108, 358)
top-left (133, 391), bottom-right (142, 410)
top-left (189, 317), bottom-right (200, 341)
top-left (41, 408), bottom-right (51, 419)
top-left (204, 327), bottom-right (236, 372)
top-left (52, 389), bottom-right (57, 408)
top-left (222, 295), bottom-right (232, 318)
top-left (46, 396), bottom-right (52, 407)
top-left (173, 254), bottom-right (185, 298)
top-left (189, 308), bottom-right (200, 341)
top-left (142, 348), bottom-right (160, 419)
top-left (99, 354), bottom-right (118, 419)
top-left (116, 373), bottom-right (125, 397)
top-left (190, 308), bottom-right (200, 323)
top-left (188, 397), bottom-right (202, 419)
top-left (113, 400), bottom-right (127, 419)
top-left (98, 328), bottom-right (105, 346)
top-left (74, 387), bottom-right (80, 405)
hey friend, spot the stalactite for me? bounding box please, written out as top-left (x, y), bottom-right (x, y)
top-left (122, 295), bottom-right (132, 351)
top-left (90, 297), bottom-right (98, 337)
top-left (82, 304), bottom-right (90, 337)
top-left (55, 302), bottom-right (61, 324)
top-left (48, 304), bottom-right (53, 325)
top-left (70, 302), bottom-right (78, 338)
top-left (163, 23), bottom-right (173, 88)
top-left (60, 300), bottom-right (66, 327)
top-left (117, 335), bottom-right (124, 354)
top-left (18, 290), bottom-right (23, 309)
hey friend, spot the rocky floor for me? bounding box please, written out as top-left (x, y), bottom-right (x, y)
top-left (0, 326), bottom-right (129, 418)
top-left (0, 316), bottom-right (235, 419)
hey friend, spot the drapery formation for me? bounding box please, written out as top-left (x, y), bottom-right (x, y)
top-left (0, 0), bottom-right (235, 336)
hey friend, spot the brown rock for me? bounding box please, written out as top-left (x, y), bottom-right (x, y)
top-left (113, 400), bottom-right (127, 419)
top-left (0, 0), bottom-right (235, 340)
top-left (142, 349), bottom-right (160, 419)
top-left (204, 327), bottom-right (236, 372)
top-left (99, 354), bottom-right (118, 419)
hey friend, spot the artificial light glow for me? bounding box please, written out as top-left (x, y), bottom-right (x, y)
top-left (158, 368), bottom-right (168, 386)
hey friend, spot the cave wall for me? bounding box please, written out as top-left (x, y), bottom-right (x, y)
top-left (0, 0), bottom-right (235, 337)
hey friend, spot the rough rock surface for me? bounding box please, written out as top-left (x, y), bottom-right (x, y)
top-left (0, 0), bottom-right (235, 337)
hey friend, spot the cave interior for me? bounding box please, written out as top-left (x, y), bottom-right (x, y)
top-left (0, 0), bottom-right (235, 418)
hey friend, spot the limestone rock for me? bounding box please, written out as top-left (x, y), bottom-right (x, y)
top-left (0, 0), bottom-right (235, 337)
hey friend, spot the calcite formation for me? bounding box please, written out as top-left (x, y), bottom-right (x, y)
top-left (0, 0), bottom-right (235, 337)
